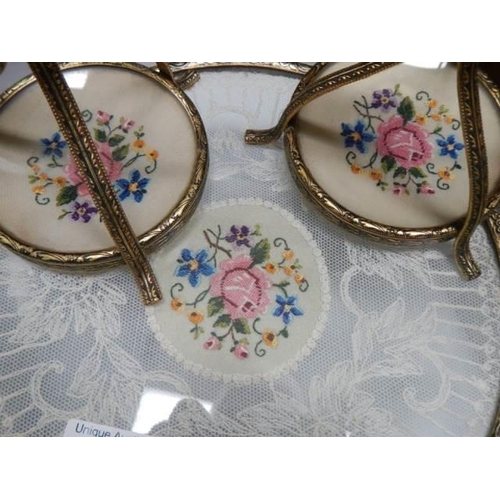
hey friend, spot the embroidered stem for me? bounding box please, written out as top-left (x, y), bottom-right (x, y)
top-left (121, 153), bottom-right (143, 171)
top-left (254, 339), bottom-right (266, 357)
top-left (170, 283), bottom-right (184, 300)
top-left (145, 160), bottom-right (157, 174)
top-left (252, 318), bottom-right (263, 335)
top-left (273, 282), bottom-right (289, 298)
top-left (35, 193), bottom-right (50, 205)
top-left (204, 227), bottom-right (232, 262)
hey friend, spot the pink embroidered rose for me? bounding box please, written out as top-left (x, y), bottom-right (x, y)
top-left (203, 337), bottom-right (221, 350)
top-left (393, 185), bottom-right (404, 196)
top-left (234, 342), bottom-right (249, 360)
top-left (63, 142), bottom-right (122, 196)
top-left (210, 254), bottom-right (272, 320)
top-left (376, 115), bottom-right (432, 169)
top-left (96, 111), bottom-right (111, 124)
top-left (419, 184), bottom-right (435, 195)
top-left (120, 117), bottom-right (135, 132)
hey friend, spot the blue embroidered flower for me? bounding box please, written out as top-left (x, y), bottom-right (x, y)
top-left (272, 295), bottom-right (303, 325)
top-left (115, 169), bottom-right (150, 202)
top-left (341, 121), bottom-right (375, 153)
top-left (41, 132), bottom-right (67, 158)
top-left (175, 249), bottom-right (215, 287)
top-left (437, 135), bottom-right (464, 160)
top-left (371, 89), bottom-right (398, 112)
top-left (71, 201), bottom-right (97, 223)
top-left (225, 225), bottom-right (252, 248)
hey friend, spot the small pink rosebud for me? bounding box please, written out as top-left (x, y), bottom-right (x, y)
top-left (234, 342), bottom-right (249, 360)
top-left (203, 337), bottom-right (221, 350)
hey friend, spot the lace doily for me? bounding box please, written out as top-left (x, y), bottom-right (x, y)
top-left (147, 200), bottom-right (330, 383)
top-left (0, 65), bottom-right (499, 436)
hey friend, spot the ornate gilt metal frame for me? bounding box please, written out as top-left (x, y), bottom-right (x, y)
top-left (275, 63), bottom-right (500, 253)
top-left (0, 62), bottom-right (209, 272)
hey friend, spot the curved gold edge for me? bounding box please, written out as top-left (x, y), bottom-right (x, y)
top-left (0, 62), bottom-right (209, 271)
top-left (453, 63), bottom-right (487, 280)
top-left (284, 65), bottom-right (500, 245)
top-left (285, 129), bottom-right (458, 246)
top-left (245, 63), bottom-right (401, 145)
top-left (168, 62), bottom-right (312, 76)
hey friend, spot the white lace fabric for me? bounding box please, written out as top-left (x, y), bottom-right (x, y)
top-left (0, 66), bottom-right (499, 436)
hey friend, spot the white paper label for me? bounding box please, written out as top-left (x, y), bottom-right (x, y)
top-left (63, 419), bottom-right (143, 437)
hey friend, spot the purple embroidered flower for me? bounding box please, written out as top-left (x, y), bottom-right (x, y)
top-left (341, 121), bottom-right (375, 154)
top-left (41, 132), bottom-right (67, 158)
top-left (437, 135), bottom-right (464, 160)
top-left (115, 169), bottom-right (150, 202)
top-left (175, 249), bottom-right (215, 287)
top-left (371, 89), bottom-right (398, 112)
top-left (272, 295), bottom-right (303, 325)
top-left (71, 201), bottom-right (97, 223)
top-left (225, 225), bottom-right (252, 248)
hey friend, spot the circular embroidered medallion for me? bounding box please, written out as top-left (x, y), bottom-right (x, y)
top-left (147, 200), bottom-right (330, 382)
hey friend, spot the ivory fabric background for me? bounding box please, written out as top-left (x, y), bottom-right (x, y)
top-left (0, 64), bottom-right (499, 436)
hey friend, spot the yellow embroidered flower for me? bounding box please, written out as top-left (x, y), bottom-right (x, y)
top-left (283, 266), bottom-right (295, 276)
top-left (262, 329), bottom-right (279, 348)
top-left (415, 114), bottom-right (427, 125)
top-left (444, 115), bottom-right (453, 125)
top-left (188, 309), bottom-right (204, 324)
top-left (427, 99), bottom-right (438, 108)
top-left (146, 149), bottom-right (159, 162)
top-left (31, 185), bottom-right (45, 194)
top-left (170, 298), bottom-right (185, 312)
top-left (30, 164), bottom-right (40, 173)
top-left (132, 139), bottom-right (146, 152)
top-left (37, 172), bottom-right (49, 182)
top-left (53, 176), bottom-right (67, 188)
top-left (369, 169), bottom-right (383, 181)
top-left (438, 167), bottom-right (455, 181)
top-left (294, 273), bottom-right (306, 285)
top-left (431, 113), bottom-right (441, 122)
top-left (350, 163), bottom-right (362, 175)
top-left (265, 262), bottom-right (279, 274)
top-left (282, 249), bottom-right (294, 261)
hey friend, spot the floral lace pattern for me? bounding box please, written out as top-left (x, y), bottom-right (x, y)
top-left (340, 85), bottom-right (464, 196)
top-left (169, 221), bottom-right (310, 360)
top-left (1, 66), bottom-right (499, 437)
top-left (26, 110), bottom-right (159, 222)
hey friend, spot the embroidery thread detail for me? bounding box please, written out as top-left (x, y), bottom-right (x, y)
top-left (170, 224), bottom-right (310, 359)
top-left (26, 110), bottom-right (159, 221)
top-left (341, 86), bottom-right (464, 195)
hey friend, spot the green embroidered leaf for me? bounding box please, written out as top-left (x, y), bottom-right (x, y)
top-left (112, 144), bottom-right (130, 162)
top-left (207, 297), bottom-right (224, 317)
top-left (397, 96), bottom-right (415, 123)
top-left (277, 280), bottom-right (290, 287)
top-left (409, 167), bottom-right (425, 179)
top-left (213, 314), bottom-right (231, 328)
top-left (381, 156), bottom-right (396, 174)
top-left (108, 134), bottom-right (125, 147)
top-left (433, 126), bottom-right (442, 134)
top-left (28, 175), bottom-right (38, 184)
top-left (394, 83), bottom-right (401, 95)
top-left (454, 163), bottom-right (462, 170)
top-left (56, 185), bottom-right (78, 206)
top-left (279, 327), bottom-right (289, 339)
top-left (94, 128), bottom-right (107, 143)
top-left (393, 166), bottom-right (407, 178)
top-left (250, 238), bottom-right (270, 266)
top-left (233, 318), bottom-right (251, 335)
top-left (239, 338), bottom-right (250, 345)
